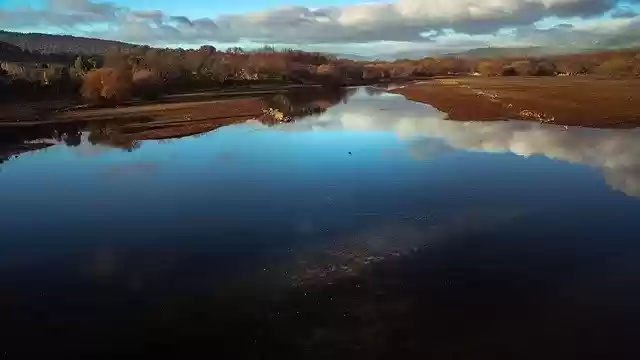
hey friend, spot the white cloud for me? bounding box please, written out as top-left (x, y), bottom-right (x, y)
top-left (1, 0), bottom-right (639, 51)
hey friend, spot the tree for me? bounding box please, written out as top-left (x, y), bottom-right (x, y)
top-left (534, 60), bottom-right (557, 76)
top-left (477, 60), bottom-right (502, 76)
top-left (199, 45), bottom-right (217, 56)
top-left (133, 69), bottom-right (163, 100)
top-left (508, 60), bottom-right (535, 76)
top-left (81, 68), bottom-right (133, 104)
top-left (226, 47), bottom-right (245, 54)
top-left (595, 57), bottom-right (633, 76)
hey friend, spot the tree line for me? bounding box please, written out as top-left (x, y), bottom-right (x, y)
top-left (2, 43), bottom-right (639, 104)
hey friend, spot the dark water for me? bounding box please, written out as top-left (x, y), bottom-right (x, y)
top-left (1, 88), bottom-right (640, 358)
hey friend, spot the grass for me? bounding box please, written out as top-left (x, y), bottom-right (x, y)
top-left (393, 76), bottom-right (640, 127)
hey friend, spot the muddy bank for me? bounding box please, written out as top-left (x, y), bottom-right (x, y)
top-left (0, 85), bottom-right (314, 125)
top-left (0, 87), bottom-right (356, 162)
top-left (392, 77), bottom-right (640, 128)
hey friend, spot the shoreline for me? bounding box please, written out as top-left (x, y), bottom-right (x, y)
top-left (3, 77), bottom-right (640, 129)
top-left (0, 84), bottom-right (319, 126)
top-left (391, 76), bottom-right (640, 128)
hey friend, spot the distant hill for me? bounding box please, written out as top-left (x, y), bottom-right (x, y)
top-left (0, 30), bottom-right (139, 55)
top-left (446, 47), bottom-right (575, 59)
top-left (334, 53), bottom-right (374, 61)
top-left (599, 29), bottom-right (640, 50)
top-left (0, 41), bottom-right (25, 60)
top-left (0, 40), bottom-right (74, 64)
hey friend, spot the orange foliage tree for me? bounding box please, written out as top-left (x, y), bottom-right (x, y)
top-left (81, 68), bottom-right (133, 103)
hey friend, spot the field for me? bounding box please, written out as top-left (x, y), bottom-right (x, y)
top-left (393, 77), bottom-right (640, 128)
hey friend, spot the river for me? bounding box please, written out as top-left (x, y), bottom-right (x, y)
top-left (1, 88), bottom-right (640, 358)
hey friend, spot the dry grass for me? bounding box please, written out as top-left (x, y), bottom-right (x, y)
top-left (394, 76), bottom-right (640, 127)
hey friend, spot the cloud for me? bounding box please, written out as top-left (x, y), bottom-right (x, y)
top-left (1, 0), bottom-right (639, 48)
top-left (269, 89), bottom-right (640, 198)
top-left (611, 6), bottom-right (639, 18)
top-left (49, 0), bottom-right (119, 17)
top-left (513, 14), bottom-right (640, 48)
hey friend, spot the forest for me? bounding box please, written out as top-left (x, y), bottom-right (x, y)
top-left (1, 39), bottom-right (639, 105)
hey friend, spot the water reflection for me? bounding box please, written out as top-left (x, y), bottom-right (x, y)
top-left (4, 87), bottom-right (639, 200)
top-left (266, 89), bottom-right (640, 197)
top-left (0, 87), bottom-right (356, 163)
top-left (2, 87), bottom-right (640, 357)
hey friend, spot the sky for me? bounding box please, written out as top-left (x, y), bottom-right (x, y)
top-left (1, 0), bottom-right (640, 56)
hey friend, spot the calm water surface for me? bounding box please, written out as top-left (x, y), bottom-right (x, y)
top-left (1, 88), bottom-right (640, 358)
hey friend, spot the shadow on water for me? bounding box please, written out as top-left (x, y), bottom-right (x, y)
top-left (2, 87), bottom-right (640, 358)
top-left (6, 211), bottom-right (637, 358)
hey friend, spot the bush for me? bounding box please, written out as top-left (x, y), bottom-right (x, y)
top-left (81, 68), bottom-right (133, 104)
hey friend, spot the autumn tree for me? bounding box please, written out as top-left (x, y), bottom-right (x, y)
top-left (533, 60), bottom-right (557, 76)
top-left (81, 68), bottom-right (133, 104)
top-left (477, 60), bottom-right (503, 76)
top-left (595, 57), bottom-right (633, 76)
top-left (506, 60), bottom-right (536, 76)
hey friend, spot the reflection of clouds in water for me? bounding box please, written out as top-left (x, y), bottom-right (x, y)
top-left (271, 90), bottom-right (640, 198)
top-left (405, 138), bottom-right (452, 161)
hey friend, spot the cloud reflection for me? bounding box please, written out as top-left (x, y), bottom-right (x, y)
top-left (269, 89), bottom-right (640, 198)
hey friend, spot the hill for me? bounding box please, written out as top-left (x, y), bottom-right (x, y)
top-left (0, 30), bottom-right (139, 55)
top-left (0, 41), bottom-right (26, 60)
top-left (446, 47), bottom-right (573, 59)
top-left (0, 40), bottom-right (74, 64)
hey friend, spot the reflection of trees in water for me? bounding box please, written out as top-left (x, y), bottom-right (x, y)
top-left (262, 87), bottom-right (356, 124)
top-left (364, 86), bottom-right (386, 97)
top-left (0, 122), bottom-right (84, 164)
top-left (86, 122), bottom-right (142, 152)
top-left (1, 87), bottom-right (357, 161)
top-left (0, 120), bottom-right (143, 165)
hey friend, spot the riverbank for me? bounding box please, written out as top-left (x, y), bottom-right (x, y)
top-left (392, 77), bottom-right (640, 128)
top-left (0, 84), bottom-right (316, 125)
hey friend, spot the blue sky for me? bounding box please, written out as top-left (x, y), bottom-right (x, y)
top-left (1, 0), bottom-right (639, 56)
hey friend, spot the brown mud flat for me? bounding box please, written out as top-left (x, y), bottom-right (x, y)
top-left (55, 97), bottom-right (267, 124)
top-left (393, 77), bottom-right (640, 128)
top-left (0, 85), bottom-right (309, 125)
top-left (0, 86), bottom-right (352, 162)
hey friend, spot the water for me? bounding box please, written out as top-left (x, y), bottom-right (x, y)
top-left (1, 88), bottom-right (640, 358)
